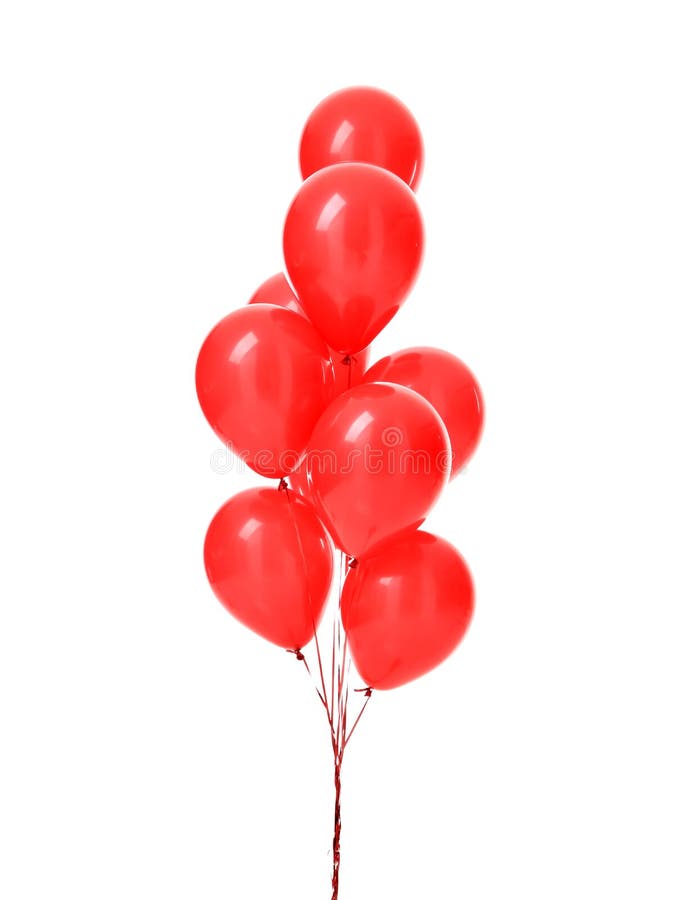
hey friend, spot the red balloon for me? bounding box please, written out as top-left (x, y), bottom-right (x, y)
top-left (362, 347), bottom-right (484, 478)
top-left (304, 383), bottom-right (450, 558)
top-left (204, 487), bottom-right (334, 649)
top-left (341, 530), bottom-right (474, 689)
top-left (196, 305), bottom-right (334, 478)
top-left (283, 163), bottom-right (424, 355)
top-left (247, 272), bottom-right (369, 395)
top-left (248, 272), bottom-right (305, 314)
top-left (299, 86), bottom-right (424, 190)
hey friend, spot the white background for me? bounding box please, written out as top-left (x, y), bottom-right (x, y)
top-left (1, 1), bottom-right (677, 898)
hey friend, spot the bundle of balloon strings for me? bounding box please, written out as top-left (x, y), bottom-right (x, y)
top-left (196, 86), bottom-right (484, 899)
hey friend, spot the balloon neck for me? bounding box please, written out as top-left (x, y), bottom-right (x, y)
top-left (341, 355), bottom-right (357, 390)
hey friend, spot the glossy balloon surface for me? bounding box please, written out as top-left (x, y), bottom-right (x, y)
top-left (299, 86), bottom-right (424, 190)
top-left (247, 272), bottom-right (369, 395)
top-left (204, 487), bottom-right (334, 649)
top-left (248, 272), bottom-right (305, 314)
top-left (304, 383), bottom-right (450, 558)
top-left (362, 347), bottom-right (484, 477)
top-left (341, 530), bottom-right (474, 689)
top-left (283, 163), bottom-right (424, 355)
top-left (196, 305), bottom-right (334, 478)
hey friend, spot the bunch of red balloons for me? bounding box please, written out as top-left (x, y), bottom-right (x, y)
top-left (196, 87), bottom-right (483, 693)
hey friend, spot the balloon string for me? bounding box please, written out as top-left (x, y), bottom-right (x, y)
top-left (285, 467), bottom-right (373, 900)
top-left (342, 354), bottom-right (355, 391)
top-left (331, 755), bottom-right (342, 900)
top-left (330, 617), bottom-right (337, 730)
top-left (345, 688), bottom-right (372, 748)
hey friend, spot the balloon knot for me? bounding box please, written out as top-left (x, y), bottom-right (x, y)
top-left (341, 355), bottom-right (355, 366)
top-left (278, 478), bottom-right (289, 492)
top-left (355, 686), bottom-right (372, 697)
top-left (347, 557), bottom-right (358, 568)
top-left (287, 648), bottom-right (305, 662)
